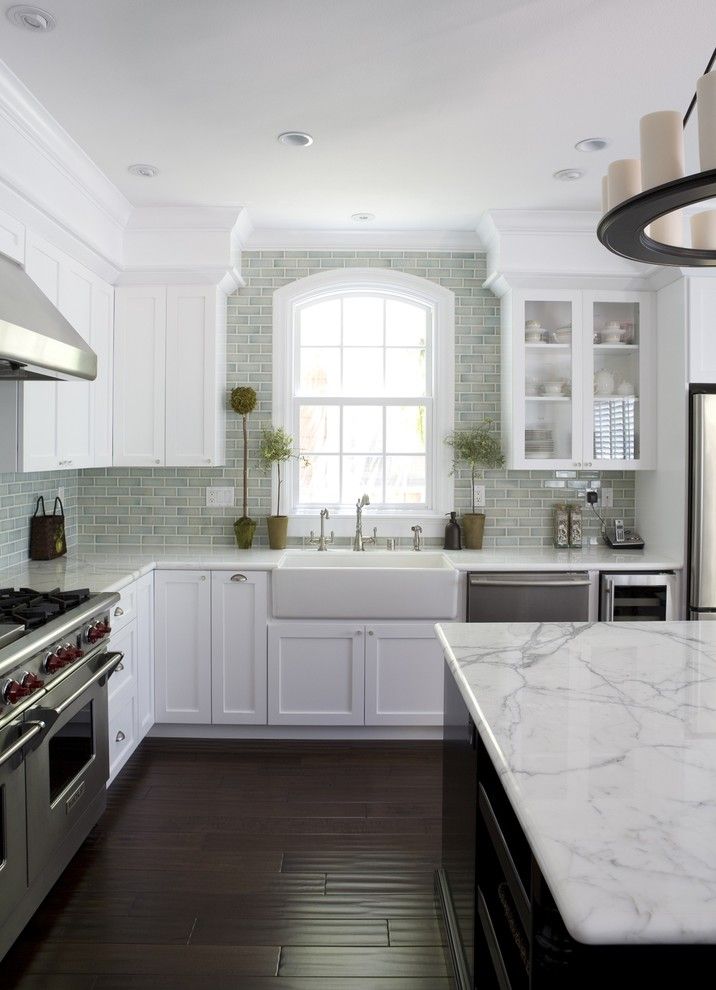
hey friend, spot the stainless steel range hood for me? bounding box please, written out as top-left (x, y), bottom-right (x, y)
top-left (0, 253), bottom-right (97, 381)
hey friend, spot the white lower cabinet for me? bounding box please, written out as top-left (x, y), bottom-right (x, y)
top-left (154, 570), bottom-right (212, 723)
top-left (107, 572), bottom-right (156, 783)
top-left (268, 623), bottom-right (365, 725)
top-left (364, 623), bottom-right (444, 726)
top-left (211, 571), bottom-right (268, 724)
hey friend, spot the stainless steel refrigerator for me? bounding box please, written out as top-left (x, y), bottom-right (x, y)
top-left (689, 386), bottom-right (716, 619)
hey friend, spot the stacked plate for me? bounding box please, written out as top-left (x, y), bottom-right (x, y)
top-left (525, 427), bottom-right (554, 458)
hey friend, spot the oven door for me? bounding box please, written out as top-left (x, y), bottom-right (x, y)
top-left (24, 651), bottom-right (121, 883)
top-left (0, 717), bottom-right (44, 929)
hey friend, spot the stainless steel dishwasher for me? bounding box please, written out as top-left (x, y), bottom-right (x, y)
top-left (467, 572), bottom-right (591, 622)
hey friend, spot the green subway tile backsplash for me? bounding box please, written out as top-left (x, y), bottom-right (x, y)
top-left (0, 251), bottom-right (634, 562)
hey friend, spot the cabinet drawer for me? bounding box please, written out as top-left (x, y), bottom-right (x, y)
top-left (108, 620), bottom-right (136, 701)
top-left (110, 582), bottom-right (137, 632)
top-left (108, 682), bottom-right (136, 781)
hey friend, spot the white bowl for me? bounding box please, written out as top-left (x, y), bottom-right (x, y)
top-left (542, 381), bottom-right (564, 396)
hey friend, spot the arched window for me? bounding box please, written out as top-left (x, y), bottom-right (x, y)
top-left (273, 269), bottom-right (454, 521)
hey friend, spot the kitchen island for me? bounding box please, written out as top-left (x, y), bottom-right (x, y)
top-left (435, 620), bottom-right (716, 988)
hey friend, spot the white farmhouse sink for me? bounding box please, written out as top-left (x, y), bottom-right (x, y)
top-left (272, 551), bottom-right (459, 619)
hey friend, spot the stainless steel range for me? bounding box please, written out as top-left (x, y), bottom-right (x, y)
top-left (0, 586), bottom-right (122, 960)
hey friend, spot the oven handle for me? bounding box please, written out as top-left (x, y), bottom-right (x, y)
top-left (50, 652), bottom-right (124, 717)
top-left (0, 720), bottom-right (46, 770)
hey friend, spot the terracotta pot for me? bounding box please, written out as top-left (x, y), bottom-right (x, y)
top-left (462, 513), bottom-right (485, 550)
top-left (234, 516), bottom-right (257, 549)
top-left (266, 515), bottom-right (288, 550)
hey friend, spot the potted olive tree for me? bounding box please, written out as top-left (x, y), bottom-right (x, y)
top-left (230, 386), bottom-right (257, 549)
top-left (259, 426), bottom-right (299, 550)
top-left (445, 420), bottom-right (505, 549)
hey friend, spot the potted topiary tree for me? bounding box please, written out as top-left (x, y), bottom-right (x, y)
top-left (445, 420), bottom-right (505, 549)
top-left (230, 386), bottom-right (257, 549)
top-left (259, 425), bottom-right (299, 550)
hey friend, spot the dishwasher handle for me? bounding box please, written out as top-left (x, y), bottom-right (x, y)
top-left (469, 572), bottom-right (591, 588)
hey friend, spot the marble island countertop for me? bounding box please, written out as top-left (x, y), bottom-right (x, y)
top-left (0, 543), bottom-right (682, 596)
top-left (435, 620), bottom-right (716, 946)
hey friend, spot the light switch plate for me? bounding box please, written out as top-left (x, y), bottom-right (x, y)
top-left (473, 484), bottom-right (486, 508)
top-left (206, 486), bottom-right (235, 508)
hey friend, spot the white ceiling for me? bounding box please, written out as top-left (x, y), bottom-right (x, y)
top-left (0, 0), bottom-right (712, 232)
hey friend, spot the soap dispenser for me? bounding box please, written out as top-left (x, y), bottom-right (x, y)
top-left (444, 511), bottom-right (462, 550)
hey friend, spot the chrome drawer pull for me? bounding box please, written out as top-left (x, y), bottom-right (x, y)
top-left (230, 574), bottom-right (248, 582)
top-left (115, 730), bottom-right (125, 743)
top-left (114, 606), bottom-right (124, 616)
top-left (115, 662), bottom-right (124, 672)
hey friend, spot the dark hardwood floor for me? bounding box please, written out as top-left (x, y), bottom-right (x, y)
top-left (4, 739), bottom-right (450, 988)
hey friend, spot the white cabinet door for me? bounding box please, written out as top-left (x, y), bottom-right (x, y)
top-left (504, 289), bottom-right (584, 470)
top-left (22, 234), bottom-right (59, 471)
top-left (211, 571), bottom-right (267, 724)
top-left (154, 570), bottom-right (211, 723)
top-left (364, 623), bottom-right (444, 726)
top-left (135, 572), bottom-right (155, 738)
top-left (91, 280), bottom-right (114, 466)
top-left (581, 291), bottom-right (655, 470)
top-left (113, 286), bottom-right (166, 466)
top-left (108, 619), bottom-right (137, 704)
top-left (268, 623), bottom-right (365, 725)
top-left (56, 261), bottom-right (93, 469)
top-left (108, 680), bottom-right (137, 785)
top-left (165, 286), bottom-right (220, 467)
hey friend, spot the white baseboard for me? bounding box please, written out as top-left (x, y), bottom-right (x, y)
top-left (148, 723), bottom-right (443, 741)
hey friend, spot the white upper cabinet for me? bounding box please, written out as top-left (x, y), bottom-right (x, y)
top-left (0, 232), bottom-right (114, 473)
top-left (502, 288), bottom-right (655, 471)
top-left (113, 284), bottom-right (225, 468)
top-left (113, 286), bottom-right (166, 466)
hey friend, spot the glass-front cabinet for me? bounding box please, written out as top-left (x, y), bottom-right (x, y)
top-left (502, 288), bottom-right (654, 470)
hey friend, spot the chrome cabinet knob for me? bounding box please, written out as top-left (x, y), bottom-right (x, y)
top-left (115, 662), bottom-right (124, 672)
top-left (114, 606), bottom-right (124, 616)
top-left (115, 730), bottom-right (125, 743)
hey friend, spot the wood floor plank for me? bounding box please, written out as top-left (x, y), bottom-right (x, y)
top-left (189, 917), bottom-right (389, 946)
top-left (94, 978), bottom-right (452, 990)
top-left (278, 945), bottom-right (449, 978)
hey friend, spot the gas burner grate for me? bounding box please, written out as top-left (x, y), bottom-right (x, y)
top-left (0, 587), bottom-right (92, 631)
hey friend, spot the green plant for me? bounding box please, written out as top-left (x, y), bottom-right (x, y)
top-left (260, 426), bottom-right (297, 517)
top-left (445, 419), bottom-right (505, 513)
top-left (230, 386), bottom-right (257, 519)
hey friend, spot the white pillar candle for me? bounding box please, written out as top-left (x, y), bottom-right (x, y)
top-left (639, 110), bottom-right (685, 246)
top-left (697, 71), bottom-right (716, 170)
top-left (691, 210), bottom-right (716, 250)
top-left (601, 175), bottom-right (609, 213)
top-left (607, 159), bottom-right (642, 207)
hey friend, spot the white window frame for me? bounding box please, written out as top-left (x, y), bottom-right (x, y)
top-left (273, 268), bottom-right (455, 537)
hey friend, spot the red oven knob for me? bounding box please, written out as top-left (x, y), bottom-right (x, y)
top-left (45, 652), bottom-right (62, 673)
top-left (87, 623), bottom-right (104, 643)
top-left (3, 679), bottom-right (31, 704)
top-left (22, 672), bottom-right (45, 692)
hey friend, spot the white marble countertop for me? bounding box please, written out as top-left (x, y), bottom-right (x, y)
top-left (435, 620), bottom-right (716, 946)
top-left (0, 543), bottom-right (682, 596)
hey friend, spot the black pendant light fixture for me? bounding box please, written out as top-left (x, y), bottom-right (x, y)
top-left (597, 47), bottom-right (716, 267)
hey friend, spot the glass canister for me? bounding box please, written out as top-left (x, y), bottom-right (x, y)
top-left (553, 503), bottom-right (569, 548)
top-left (568, 503), bottom-right (583, 548)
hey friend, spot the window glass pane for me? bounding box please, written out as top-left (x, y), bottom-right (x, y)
top-left (343, 348), bottom-right (383, 395)
top-left (341, 455), bottom-right (383, 504)
top-left (385, 348), bottom-right (426, 396)
top-left (386, 456), bottom-right (426, 504)
top-left (300, 455), bottom-right (340, 503)
top-left (300, 405), bottom-right (340, 453)
top-left (300, 347), bottom-right (341, 394)
top-left (300, 299), bottom-right (340, 346)
top-left (386, 300), bottom-right (428, 347)
top-left (343, 296), bottom-right (383, 346)
top-left (386, 405), bottom-right (426, 453)
top-left (343, 405), bottom-right (383, 453)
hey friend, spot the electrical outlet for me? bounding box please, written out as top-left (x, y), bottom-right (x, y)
top-left (205, 486), bottom-right (235, 508)
top-left (473, 484), bottom-right (486, 508)
top-left (602, 487), bottom-right (614, 509)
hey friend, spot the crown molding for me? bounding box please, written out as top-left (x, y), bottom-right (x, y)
top-left (242, 226), bottom-right (482, 253)
top-left (0, 58), bottom-right (130, 268)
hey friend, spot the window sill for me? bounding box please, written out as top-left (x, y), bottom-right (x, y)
top-left (287, 510), bottom-right (450, 539)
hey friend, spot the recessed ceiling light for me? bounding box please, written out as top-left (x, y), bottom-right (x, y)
top-left (553, 168), bottom-right (584, 182)
top-left (6, 5), bottom-right (56, 31)
top-left (351, 213), bottom-right (375, 223)
top-left (127, 163), bottom-right (159, 178)
top-left (575, 137), bottom-right (609, 153)
top-left (277, 131), bottom-right (314, 147)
